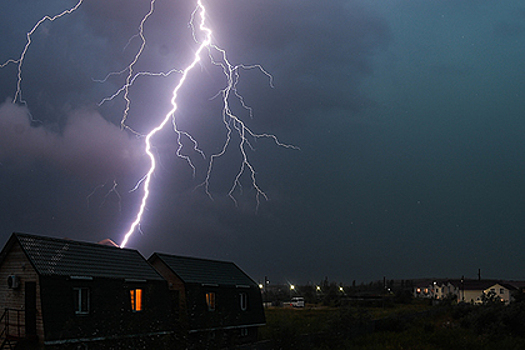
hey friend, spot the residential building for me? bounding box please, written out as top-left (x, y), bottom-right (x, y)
top-left (0, 232), bottom-right (173, 349)
top-left (413, 278), bottom-right (519, 305)
top-left (148, 253), bottom-right (265, 345)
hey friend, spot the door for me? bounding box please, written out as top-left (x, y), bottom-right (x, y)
top-left (25, 282), bottom-right (37, 337)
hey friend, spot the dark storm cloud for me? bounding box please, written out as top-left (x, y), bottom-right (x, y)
top-left (10, 0), bottom-right (525, 285)
top-left (0, 0), bottom-right (392, 282)
top-left (3, 0), bottom-right (390, 131)
top-left (205, 0), bottom-right (391, 127)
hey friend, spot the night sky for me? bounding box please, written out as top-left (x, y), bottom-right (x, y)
top-left (1, 0), bottom-right (525, 285)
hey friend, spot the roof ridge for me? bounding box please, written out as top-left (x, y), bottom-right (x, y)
top-left (153, 252), bottom-right (235, 265)
top-left (151, 253), bottom-right (256, 286)
top-left (13, 232), bottom-right (133, 252)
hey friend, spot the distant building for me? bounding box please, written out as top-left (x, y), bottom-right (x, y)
top-left (0, 232), bottom-right (173, 349)
top-left (413, 278), bottom-right (520, 304)
top-left (148, 253), bottom-right (266, 345)
top-left (459, 280), bottom-right (516, 304)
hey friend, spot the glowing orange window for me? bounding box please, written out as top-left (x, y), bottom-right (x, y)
top-left (130, 289), bottom-right (143, 311)
top-left (206, 292), bottom-right (215, 311)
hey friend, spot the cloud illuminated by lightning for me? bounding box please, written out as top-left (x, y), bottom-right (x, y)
top-left (1, 0), bottom-right (298, 249)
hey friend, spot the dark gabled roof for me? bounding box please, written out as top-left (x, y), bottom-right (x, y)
top-left (446, 279), bottom-right (519, 291)
top-left (454, 279), bottom-right (504, 291)
top-left (499, 283), bottom-right (519, 291)
top-left (150, 253), bottom-right (257, 286)
top-left (4, 232), bottom-right (163, 281)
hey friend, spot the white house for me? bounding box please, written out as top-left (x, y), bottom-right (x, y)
top-left (414, 279), bottom-right (520, 305)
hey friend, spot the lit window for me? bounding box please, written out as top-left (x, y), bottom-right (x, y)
top-left (130, 289), bottom-right (143, 311)
top-left (206, 292), bottom-right (216, 311)
top-left (240, 293), bottom-right (248, 311)
top-left (73, 288), bottom-right (89, 315)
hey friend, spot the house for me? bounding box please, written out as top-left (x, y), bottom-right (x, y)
top-left (460, 280), bottom-right (516, 305)
top-left (483, 283), bottom-right (515, 304)
top-left (413, 278), bottom-right (519, 305)
top-left (0, 232), bottom-right (174, 349)
top-left (148, 253), bottom-right (265, 345)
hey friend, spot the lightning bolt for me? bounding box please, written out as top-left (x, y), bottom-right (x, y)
top-left (0, 0), bottom-right (85, 105)
top-left (87, 180), bottom-right (122, 213)
top-left (119, 0), bottom-right (299, 248)
top-left (1, 0), bottom-right (298, 249)
top-left (119, 0), bottom-right (214, 248)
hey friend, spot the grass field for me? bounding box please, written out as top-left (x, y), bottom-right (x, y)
top-left (260, 301), bottom-right (432, 338)
top-left (258, 301), bottom-right (525, 349)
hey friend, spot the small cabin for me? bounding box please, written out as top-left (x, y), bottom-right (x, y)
top-left (148, 253), bottom-right (265, 345)
top-left (0, 232), bottom-right (174, 349)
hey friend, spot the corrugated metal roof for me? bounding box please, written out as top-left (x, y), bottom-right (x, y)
top-left (14, 233), bottom-right (163, 280)
top-left (152, 253), bottom-right (256, 286)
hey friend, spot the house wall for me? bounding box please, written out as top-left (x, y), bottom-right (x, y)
top-left (484, 284), bottom-right (511, 304)
top-left (0, 242), bottom-right (44, 341)
top-left (189, 284), bottom-right (265, 344)
top-left (186, 284), bottom-right (265, 332)
top-left (433, 283), bottom-right (459, 300)
top-left (462, 289), bottom-right (484, 304)
top-left (149, 257), bottom-right (266, 344)
top-left (148, 257), bottom-right (186, 314)
top-left (39, 277), bottom-right (173, 343)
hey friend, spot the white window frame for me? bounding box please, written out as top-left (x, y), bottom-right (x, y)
top-left (73, 287), bottom-right (90, 315)
top-left (240, 292), bottom-right (248, 311)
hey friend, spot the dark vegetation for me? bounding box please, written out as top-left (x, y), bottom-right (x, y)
top-left (258, 282), bottom-right (525, 350)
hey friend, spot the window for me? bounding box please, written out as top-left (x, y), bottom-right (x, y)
top-left (130, 289), bottom-right (143, 311)
top-left (240, 328), bottom-right (248, 337)
top-left (73, 288), bottom-right (89, 315)
top-left (240, 293), bottom-right (248, 311)
top-left (206, 292), bottom-right (215, 311)
top-left (500, 288), bottom-right (505, 295)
